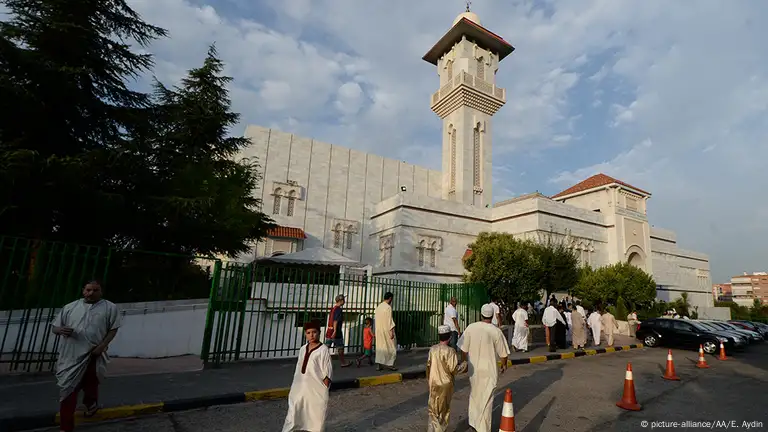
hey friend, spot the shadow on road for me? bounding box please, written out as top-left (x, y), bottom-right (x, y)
top-left (454, 363), bottom-right (565, 432)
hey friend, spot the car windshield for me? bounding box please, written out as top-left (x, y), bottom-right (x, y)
top-left (688, 321), bottom-right (710, 331)
top-left (707, 322), bottom-right (727, 330)
top-left (694, 322), bottom-right (716, 331)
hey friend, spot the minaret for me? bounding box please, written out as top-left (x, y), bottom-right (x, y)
top-left (423, 5), bottom-right (514, 207)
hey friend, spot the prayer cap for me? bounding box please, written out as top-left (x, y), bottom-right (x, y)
top-left (303, 320), bottom-right (321, 331)
top-left (438, 325), bottom-right (451, 335)
top-left (481, 303), bottom-right (495, 318)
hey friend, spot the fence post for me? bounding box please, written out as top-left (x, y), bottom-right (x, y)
top-left (200, 260), bottom-right (222, 365)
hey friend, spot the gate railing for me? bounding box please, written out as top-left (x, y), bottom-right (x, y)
top-left (200, 263), bottom-right (488, 367)
top-left (1, 234), bottom-right (214, 374)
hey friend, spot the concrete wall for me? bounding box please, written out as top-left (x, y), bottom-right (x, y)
top-left (240, 126), bottom-right (442, 261)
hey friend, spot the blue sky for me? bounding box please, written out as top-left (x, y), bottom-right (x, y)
top-left (4, 0), bottom-right (767, 283)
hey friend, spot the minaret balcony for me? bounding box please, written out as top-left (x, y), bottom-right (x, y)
top-left (430, 71), bottom-right (506, 118)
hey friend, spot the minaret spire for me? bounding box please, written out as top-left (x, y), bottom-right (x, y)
top-left (465, 1), bottom-right (471, 12)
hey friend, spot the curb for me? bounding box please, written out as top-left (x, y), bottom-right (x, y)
top-left (0, 344), bottom-right (643, 431)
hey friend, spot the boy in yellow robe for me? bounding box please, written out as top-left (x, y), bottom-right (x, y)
top-left (426, 325), bottom-right (465, 431)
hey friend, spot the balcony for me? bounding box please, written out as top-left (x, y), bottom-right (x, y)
top-left (431, 71), bottom-right (506, 106)
top-left (430, 71), bottom-right (506, 118)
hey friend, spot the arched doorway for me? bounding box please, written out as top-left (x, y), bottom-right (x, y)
top-left (625, 245), bottom-right (646, 270)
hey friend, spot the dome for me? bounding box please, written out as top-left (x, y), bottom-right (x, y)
top-left (453, 11), bottom-right (481, 27)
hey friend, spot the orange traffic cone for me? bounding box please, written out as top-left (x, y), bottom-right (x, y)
top-left (696, 345), bottom-right (710, 369)
top-left (662, 349), bottom-right (680, 381)
top-left (499, 388), bottom-right (516, 432)
top-left (718, 342), bottom-right (728, 360)
top-left (616, 363), bottom-right (641, 411)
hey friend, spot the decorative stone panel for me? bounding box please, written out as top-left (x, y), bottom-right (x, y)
top-left (272, 181), bottom-right (305, 200)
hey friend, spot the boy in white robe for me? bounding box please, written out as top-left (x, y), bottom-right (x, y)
top-left (510, 304), bottom-right (529, 352)
top-left (283, 320), bottom-right (333, 432)
top-left (458, 304), bottom-right (510, 432)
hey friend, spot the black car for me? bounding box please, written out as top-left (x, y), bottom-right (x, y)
top-left (729, 320), bottom-right (768, 340)
top-left (636, 318), bottom-right (745, 354)
top-left (704, 320), bottom-right (763, 343)
top-left (696, 320), bottom-right (760, 344)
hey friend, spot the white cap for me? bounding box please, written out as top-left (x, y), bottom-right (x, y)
top-left (481, 304), bottom-right (495, 318)
top-left (438, 325), bottom-right (451, 334)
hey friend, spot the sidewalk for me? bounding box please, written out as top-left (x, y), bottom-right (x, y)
top-left (0, 334), bottom-right (639, 422)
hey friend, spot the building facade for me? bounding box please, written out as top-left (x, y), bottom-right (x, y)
top-left (713, 283), bottom-right (733, 302)
top-left (727, 273), bottom-right (768, 307)
top-left (237, 9), bottom-right (720, 315)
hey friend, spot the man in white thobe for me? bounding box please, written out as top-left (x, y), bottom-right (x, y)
top-left (52, 281), bottom-right (121, 432)
top-left (541, 301), bottom-right (565, 352)
top-left (458, 304), bottom-right (510, 432)
top-left (627, 310), bottom-right (639, 337)
top-left (575, 301), bottom-right (587, 323)
top-left (374, 292), bottom-right (397, 371)
top-left (489, 298), bottom-right (502, 328)
top-left (510, 304), bottom-right (529, 352)
top-left (587, 310), bottom-right (602, 347)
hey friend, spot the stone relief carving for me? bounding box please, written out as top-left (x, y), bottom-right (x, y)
top-left (379, 233), bottom-right (394, 267)
top-left (272, 181), bottom-right (305, 201)
top-left (332, 219), bottom-right (359, 234)
top-left (416, 235), bottom-right (443, 251)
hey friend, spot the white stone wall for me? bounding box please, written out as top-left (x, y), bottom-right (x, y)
top-left (240, 126), bottom-right (442, 261)
top-left (650, 228), bottom-right (714, 310)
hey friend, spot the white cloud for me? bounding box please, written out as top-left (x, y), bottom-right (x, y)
top-left (5, 0), bottom-right (756, 281)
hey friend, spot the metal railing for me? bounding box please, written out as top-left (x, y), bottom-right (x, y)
top-left (200, 262), bottom-right (488, 366)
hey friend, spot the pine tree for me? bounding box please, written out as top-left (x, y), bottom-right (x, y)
top-left (0, 0), bottom-right (167, 242)
top-left (131, 45), bottom-right (275, 256)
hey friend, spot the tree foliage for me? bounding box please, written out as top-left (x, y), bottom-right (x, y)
top-left (0, 2), bottom-right (273, 258)
top-left (463, 231), bottom-right (580, 312)
top-left (573, 262), bottom-right (656, 309)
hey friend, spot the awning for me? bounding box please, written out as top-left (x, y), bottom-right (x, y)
top-left (267, 226), bottom-right (307, 239)
top-left (261, 247), bottom-right (361, 266)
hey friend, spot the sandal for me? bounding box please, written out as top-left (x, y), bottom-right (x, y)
top-left (340, 361), bottom-right (352, 368)
top-left (83, 403), bottom-right (99, 418)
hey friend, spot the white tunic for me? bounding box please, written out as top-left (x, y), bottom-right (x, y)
top-left (587, 312), bottom-right (602, 345)
top-left (282, 343), bottom-right (333, 432)
top-left (565, 312), bottom-right (573, 343)
top-left (511, 308), bottom-right (529, 351)
top-left (52, 299), bottom-right (121, 401)
top-left (458, 322), bottom-right (510, 432)
top-left (374, 301), bottom-right (397, 366)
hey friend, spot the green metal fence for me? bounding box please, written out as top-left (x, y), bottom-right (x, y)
top-left (200, 263), bottom-right (489, 367)
top-left (0, 234), bottom-right (213, 373)
top-left (0, 236), bottom-right (110, 373)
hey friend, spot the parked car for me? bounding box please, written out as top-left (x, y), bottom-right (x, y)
top-left (713, 321), bottom-right (764, 343)
top-left (636, 318), bottom-right (745, 354)
top-left (696, 320), bottom-right (761, 344)
top-left (754, 322), bottom-right (768, 335)
top-left (729, 320), bottom-right (768, 340)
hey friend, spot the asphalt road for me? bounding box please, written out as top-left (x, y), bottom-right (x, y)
top-left (37, 345), bottom-right (768, 431)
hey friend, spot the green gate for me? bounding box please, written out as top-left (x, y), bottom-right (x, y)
top-left (199, 263), bottom-right (489, 367)
top-left (0, 236), bottom-right (109, 373)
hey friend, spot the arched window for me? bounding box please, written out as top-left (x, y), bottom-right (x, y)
top-left (287, 190), bottom-right (297, 216)
top-left (473, 124), bottom-right (481, 188)
top-left (333, 224), bottom-right (342, 248)
top-left (446, 60), bottom-right (453, 81)
top-left (417, 240), bottom-right (426, 267)
top-left (429, 241), bottom-right (437, 267)
top-left (346, 225), bottom-right (354, 249)
top-left (476, 57), bottom-right (484, 80)
top-left (272, 188), bottom-right (282, 215)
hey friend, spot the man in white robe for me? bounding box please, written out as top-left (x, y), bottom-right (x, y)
top-left (575, 301), bottom-right (587, 323)
top-left (587, 310), bottom-right (602, 347)
top-left (541, 301), bottom-right (565, 352)
top-left (283, 320), bottom-right (333, 432)
top-left (457, 304), bottom-right (510, 432)
top-left (52, 281), bottom-right (121, 432)
top-left (565, 308), bottom-right (573, 345)
top-left (510, 304), bottom-right (529, 352)
top-left (374, 292), bottom-right (397, 371)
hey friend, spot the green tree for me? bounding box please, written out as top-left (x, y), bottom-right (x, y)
top-left (574, 262), bottom-right (656, 308)
top-left (126, 45), bottom-right (275, 256)
top-left (463, 232), bottom-right (543, 312)
top-left (532, 230), bottom-right (580, 298)
top-left (0, 0), bottom-right (167, 243)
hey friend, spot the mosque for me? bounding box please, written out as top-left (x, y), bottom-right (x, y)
top-left (238, 8), bottom-right (720, 315)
